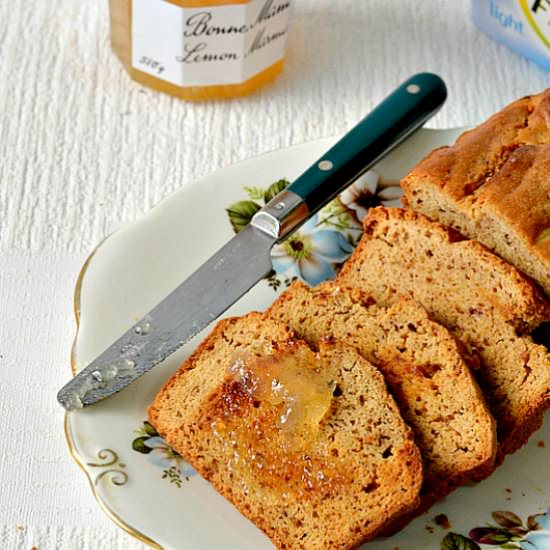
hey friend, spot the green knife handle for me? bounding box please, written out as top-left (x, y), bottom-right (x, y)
top-left (286, 73), bottom-right (447, 214)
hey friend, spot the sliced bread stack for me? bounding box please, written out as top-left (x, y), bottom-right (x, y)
top-left (338, 206), bottom-right (550, 459)
top-left (266, 281), bottom-right (495, 506)
top-left (148, 313), bottom-right (423, 550)
top-left (402, 89), bottom-right (550, 297)
top-left (148, 89), bottom-right (550, 547)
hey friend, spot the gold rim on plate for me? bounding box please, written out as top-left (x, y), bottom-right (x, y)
top-left (64, 242), bottom-right (164, 550)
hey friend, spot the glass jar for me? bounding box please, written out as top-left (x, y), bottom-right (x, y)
top-left (109, 0), bottom-right (293, 100)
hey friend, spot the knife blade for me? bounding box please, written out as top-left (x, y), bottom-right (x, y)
top-left (58, 72), bottom-right (447, 410)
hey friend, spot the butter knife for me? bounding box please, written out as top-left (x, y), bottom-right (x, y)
top-left (58, 73), bottom-right (447, 410)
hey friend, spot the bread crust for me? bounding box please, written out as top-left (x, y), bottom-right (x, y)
top-left (402, 88), bottom-right (550, 299)
top-left (345, 206), bottom-right (550, 332)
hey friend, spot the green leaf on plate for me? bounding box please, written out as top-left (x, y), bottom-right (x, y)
top-left (263, 179), bottom-right (289, 203)
top-left (162, 466), bottom-right (183, 488)
top-left (132, 436), bottom-right (152, 454)
top-left (226, 200), bottom-right (261, 233)
top-left (469, 526), bottom-right (516, 544)
top-left (243, 186), bottom-right (265, 201)
top-left (441, 533), bottom-right (481, 550)
top-left (143, 421), bottom-right (158, 437)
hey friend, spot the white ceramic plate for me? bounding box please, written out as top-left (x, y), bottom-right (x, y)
top-left (65, 130), bottom-right (550, 550)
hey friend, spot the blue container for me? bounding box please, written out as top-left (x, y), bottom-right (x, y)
top-left (471, 0), bottom-right (550, 71)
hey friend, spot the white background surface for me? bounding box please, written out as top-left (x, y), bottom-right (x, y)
top-left (1, 1), bottom-right (549, 548)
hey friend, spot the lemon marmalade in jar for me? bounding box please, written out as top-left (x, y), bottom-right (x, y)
top-left (108, 0), bottom-right (293, 100)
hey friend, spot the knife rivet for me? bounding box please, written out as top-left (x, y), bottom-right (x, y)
top-left (318, 160), bottom-right (333, 171)
top-left (275, 202), bottom-right (285, 210)
top-left (406, 84), bottom-right (421, 94)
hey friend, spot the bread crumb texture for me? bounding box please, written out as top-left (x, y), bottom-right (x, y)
top-left (338, 207), bottom-right (550, 459)
top-left (267, 280), bottom-right (495, 533)
top-left (148, 313), bottom-right (422, 550)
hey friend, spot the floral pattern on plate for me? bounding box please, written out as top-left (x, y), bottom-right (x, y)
top-left (132, 421), bottom-right (196, 488)
top-left (339, 170), bottom-right (402, 223)
top-left (442, 509), bottom-right (550, 549)
top-left (225, 172), bottom-right (402, 289)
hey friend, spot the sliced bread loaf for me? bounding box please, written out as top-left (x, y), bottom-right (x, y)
top-left (338, 207), bottom-right (550, 458)
top-left (267, 281), bottom-right (496, 511)
top-left (148, 313), bottom-right (423, 550)
top-left (402, 89), bottom-right (550, 297)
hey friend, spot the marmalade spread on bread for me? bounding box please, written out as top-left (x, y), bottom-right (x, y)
top-left (228, 351), bottom-right (333, 445)
top-left (206, 345), bottom-right (352, 501)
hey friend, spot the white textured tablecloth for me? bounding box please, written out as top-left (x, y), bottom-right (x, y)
top-left (1, 0), bottom-right (549, 548)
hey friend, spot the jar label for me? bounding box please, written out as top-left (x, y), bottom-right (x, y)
top-left (132, 0), bottom-right (292, 87)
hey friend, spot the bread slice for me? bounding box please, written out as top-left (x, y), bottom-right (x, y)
top-left (402, 89), bottom-right (550, 297)
top-left (148, 313), bottom-right (423, 550)
top-left (338, 207), bottom-right (550, 458)
top-left (267, 281), bottom-right (496, 515)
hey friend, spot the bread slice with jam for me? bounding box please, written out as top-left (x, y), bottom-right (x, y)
top-left (148, 313), bottom-right (422, 550)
